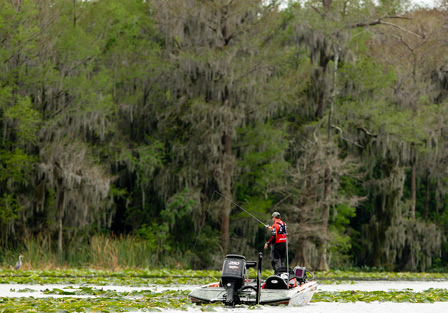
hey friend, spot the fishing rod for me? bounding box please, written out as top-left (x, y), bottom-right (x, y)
top-left (286, 230), bottom-right (289, 289)
top-left (214, 190), bottom-right (269, 228)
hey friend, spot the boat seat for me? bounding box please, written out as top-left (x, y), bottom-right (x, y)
top-left (275, 266), bottom-right (295, 280)
top-left (264, 275), bottom-right (289, 289)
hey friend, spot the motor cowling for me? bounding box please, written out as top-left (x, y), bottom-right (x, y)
top-left (221, 254), bottom-right (246, 306)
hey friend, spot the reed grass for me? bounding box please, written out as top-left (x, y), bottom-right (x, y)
top-left (0, 235), bottom-right (190, 269)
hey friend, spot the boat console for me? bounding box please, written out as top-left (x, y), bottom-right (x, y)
top-left (264, 266), bottom-right (310, 290)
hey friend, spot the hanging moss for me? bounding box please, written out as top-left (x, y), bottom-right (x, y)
top-left (37, 141), bottom-right (113, 244)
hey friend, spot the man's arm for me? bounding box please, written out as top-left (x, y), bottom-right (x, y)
top-left (264, 225), bottom-right (277, 249)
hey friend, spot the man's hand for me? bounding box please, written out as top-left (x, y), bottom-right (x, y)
top-left (264, 243), bottom-right (268, 250)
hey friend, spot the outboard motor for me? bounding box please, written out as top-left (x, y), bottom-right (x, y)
top-left (221, 254), bottom-right (246, 306)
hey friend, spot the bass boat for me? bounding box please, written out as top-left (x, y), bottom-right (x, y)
top-left (188, 252), bottom-right (318, 307)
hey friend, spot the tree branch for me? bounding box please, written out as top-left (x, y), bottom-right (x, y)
top-left (347, 17), bottom-right (424, 39)
top-left (381, 21), bottom-right (424, 39)
top-left (357, 126), bottom-right (378, 137)
top-left (391, 34), bottom-right (414, 53)
top-left (311, 5), bottom-right (325, 18)
top-left (332, 124), bottom-right (363, 147)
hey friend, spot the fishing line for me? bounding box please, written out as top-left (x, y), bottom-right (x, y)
top-left (192, 190), bottom-right (268, 251)
top-left (214, 190), bottom-right (269, 228)
top-left (192, 190), bottom-right (216, 251)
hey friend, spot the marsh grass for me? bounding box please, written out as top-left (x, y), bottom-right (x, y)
top-left (0, 235), bottom-right (190, 270)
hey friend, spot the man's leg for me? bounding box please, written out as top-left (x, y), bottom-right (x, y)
top-left (272, 244), bottom-right (283, 273)
top-left (270, 245), bottom-right (276, 271)
top-left (279, 243), bottom-right (286, 268)
top-left (274, 257), bottom-right (282, 272)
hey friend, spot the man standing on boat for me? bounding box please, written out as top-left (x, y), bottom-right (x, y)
top-left (264, 212), bottom-right (287, 272)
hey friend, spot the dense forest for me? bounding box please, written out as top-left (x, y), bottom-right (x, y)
top-left (2, 0), bottom-right (448, 271)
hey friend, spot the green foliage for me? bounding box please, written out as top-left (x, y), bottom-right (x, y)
top-left (135, 223), bottom-right (168, 251)
top-left (236, 196), bottom-right (273, 219)
top-left (0, 195), bottom-right (20, 225)
top-left (0, 87), bottom-right (13, 114)
top-left (121, 139), bottom-right (165, 188)
top-left (328, 204), bottom-right (357, 267)
top-left (4, 96), bottom-right (41, 145)
top-left (340, 57), bottom-right (396, 98)
top-left (332, 204), bottom-right (357, 227)
top-left (0, 194), bottom-right (22, 245)
top-left (0, 149), bottom-right (35, 184)
top-left (189, 224), bottom-right (221, 269)
top-left (237, 122), bottom-right (289, 192)
top-left (164, 189), bottom-right (197, 230)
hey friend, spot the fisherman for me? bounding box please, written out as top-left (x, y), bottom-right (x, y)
top-left (264, 212), bottom-right (287, 272)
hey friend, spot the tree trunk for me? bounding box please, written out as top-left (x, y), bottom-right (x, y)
top-left (316, 168), bottom-right (331, 271)
top-left (410, 162), bottom-right (416, 220)
top-left (425, 173), bottom-right (430, 220)
top-left (73, 0), bottom-right (77, 27)
top-left (322, 0), bottom-right (333, 10)
top-left (292, 236), bottom-right (311, 269)
top-left (221, 122), bottom-right (233, 254)
top-left (57, 190), bottom-right (64, 255)
top-left (316, 51), bottom-right (330, 119)
top-left (316, 91), bottom-right (326, 120)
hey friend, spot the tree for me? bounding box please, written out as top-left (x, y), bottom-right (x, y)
top-left (284, 0), bottom-right (437, 271)
top-left (0, 0), bottom-right (43, 244)
top-left (153, 0), bottom-right (281, 253)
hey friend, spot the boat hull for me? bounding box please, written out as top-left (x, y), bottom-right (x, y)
top-left (189, 281), bottom-right (318, 306)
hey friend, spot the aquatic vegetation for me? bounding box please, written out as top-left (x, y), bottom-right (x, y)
top-left (313, 289), bottom-right (448, 303)
top-left (2, 268), bottom-right (448, 286)
top-left (3, 287), bottom-right (448, 313)
top-left (3, 288), bottom-right (448, 312)
top-left (0, 268), bottom-right (222, 286)
top-left (2, 269), bottom-right (448, 312)
top-left (42, 286), bottom-right (157, 297)
top-left (0, 290), bottom-right (194, 312)
top-left (0, 268), bottom-right (222, 279)
top-left (316, 270), bottom-right (448, 281)
top-left (0, 275), bottom-right (213, 286)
